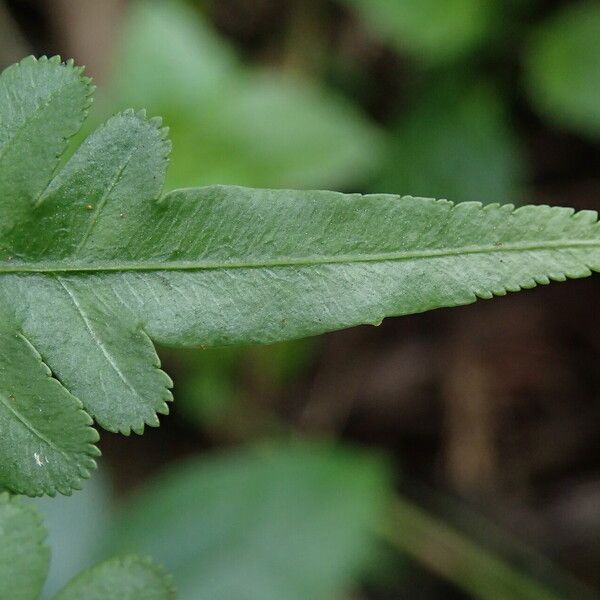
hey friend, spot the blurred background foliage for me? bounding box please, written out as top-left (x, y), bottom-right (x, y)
top-left (1, 0), bottom-right (599, 598)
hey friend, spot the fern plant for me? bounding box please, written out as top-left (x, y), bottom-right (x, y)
top-left (1, 54), bottom-right (600, 595)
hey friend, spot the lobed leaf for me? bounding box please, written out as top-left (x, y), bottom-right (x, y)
top-left (0, 493), bottom-right (50, 600)
top-left (1, 56), bottom-right (600, 496)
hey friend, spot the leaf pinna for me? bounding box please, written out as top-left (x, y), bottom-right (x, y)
top-left (1, 56), bottom-right (600, 497)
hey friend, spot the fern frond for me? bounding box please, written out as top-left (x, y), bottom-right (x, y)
top-left (1, 56), bottom-right (599, 495)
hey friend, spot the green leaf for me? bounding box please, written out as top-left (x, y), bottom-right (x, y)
top-left (525, 1), bottom-right (600, 137)
top-left (105, 443), bottom-right (391, 600)
top-left (340, 0), bottom-right (493, 64)
top-left (110, 0), bottom-right (382, 190)
top-left (0, 56), bottom-right (99, 497)
top-left (0, 320), bottom-right (99, 496)
top-left (2, 55), bottom-right (600, 496)
top-left (113, 1), bottom-right (235, 112)
top-left (0, 493), bottom-right (50, 600)
top-left (12, 183), bottom-right (600, 346)
top-left (0, 56), bottom-right (93, 238)
top-left (53, 555), bottom-right (175, 600)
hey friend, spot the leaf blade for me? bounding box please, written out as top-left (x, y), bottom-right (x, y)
top-left (4, 186), bottom-right (600, 351)
top-left (0, 56), bottom-right (92, 237)
top-left (10, 187), bottom-right (599, 348)
top-left (0, 308), bottom-right (99, 496)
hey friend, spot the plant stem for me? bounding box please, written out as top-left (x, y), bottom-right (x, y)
top-left (381, 495), bottom-right (567, 600)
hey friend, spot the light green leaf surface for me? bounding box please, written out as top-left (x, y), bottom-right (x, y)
top-left (0, 320), bottom-right (99, 496)
top-left (105, 443), bottom-right (390, 600)
top-left (111, 0), bottom-right (382, 190)
top-left (0, 56), bottom-right (92, 237)
top-left (340, 0), bottom-right (493, 63)
top-left (526, 1), bottom-right (600, 136)
top-left (53, 556), bottom-right (175, 600)
top-left (2, 56), bottom-right (600, 496)
top-left (0, 493), bottom-right (50, 600)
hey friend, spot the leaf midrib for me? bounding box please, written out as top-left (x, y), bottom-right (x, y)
top-left (0, 239), bottom-right (599, 274)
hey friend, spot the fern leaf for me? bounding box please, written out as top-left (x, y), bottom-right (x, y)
top-left (0, 493), bottom-right (50, 600)
top-left (1, 56), bottom-right (600, 495)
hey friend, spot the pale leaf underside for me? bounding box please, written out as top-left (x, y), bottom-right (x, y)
top-left (1, 56), bottom-right (599, 496)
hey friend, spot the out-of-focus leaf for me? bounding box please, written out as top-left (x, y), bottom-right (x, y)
top-left (525, 1), bottom-right (600, 137)
top-left (341, 0), bottom-right (493, 64)
top-left (105, 443), bottom-right (392, 600)
top-left (376, 83), bottom-right (525, 204)
top-left (53, 556), bottom-right (175, 600)
top-left (0, 493), bottom-right (49, 600)
top-left (114, 0), bottom-right (235, 109)
top-left (31, 471), bottom-right (113, 599)
top-left (112, 0), bottom-right (382, 190)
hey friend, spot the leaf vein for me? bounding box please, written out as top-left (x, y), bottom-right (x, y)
top-left (1, 239), bottom-right (600, 274)
top-left (0, 332), bottom-right (70, 459)
top-left (55, 276), bottom-right (142, 401)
